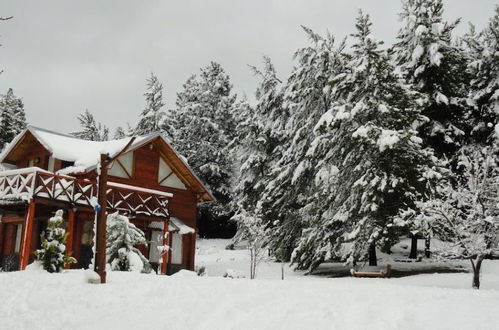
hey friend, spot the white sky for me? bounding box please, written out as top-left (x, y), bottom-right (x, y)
top-left (0, 0), bottom-right (496, 134)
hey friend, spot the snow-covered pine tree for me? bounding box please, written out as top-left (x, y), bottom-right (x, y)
top-left (258, 27), bottom-right (345, 261)
top-left (34, 210), bottom-right (76, 273)
top-left (106, 212), bottom-right (151, 273)
top-left (114, 126), bottom-right (126, 139)
top-left (410, 146), bottom-right (499, 289)
top-left (72, 110), bottom-right (109, 141)
top-left (231, 57), bottom-right (286, 247)
top-left (233, 57), bottom-right (284, 217)
top-left (162, 75), bottom-right (198, 144)
top-left (135, 73), bottom-right (166, 135)
top-left (464, 7), bottom-right (499, 145)
top-left (392, 0), bottom-right (470, 156)
top-left (166, 62), bottom-right (237, 236)
top-left (114, 123), bottom-right (134, 139)
top-left (0, 88), bottom-right (27, 149)
top-left (292, 12), bottom-right (435, 271)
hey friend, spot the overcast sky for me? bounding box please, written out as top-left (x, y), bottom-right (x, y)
top-left (0, 0), bottom-right (496, 134)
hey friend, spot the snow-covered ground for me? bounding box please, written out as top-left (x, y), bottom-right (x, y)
top-left (1, 239), bottom-right (499, 330)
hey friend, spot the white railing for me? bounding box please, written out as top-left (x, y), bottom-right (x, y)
top-left (0, 167), bottom-right (170, 217)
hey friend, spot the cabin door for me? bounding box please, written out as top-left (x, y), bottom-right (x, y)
top-left (171, 233), bottom-right (183, 265)
top-left (1, 223), bottom-right (22, 271)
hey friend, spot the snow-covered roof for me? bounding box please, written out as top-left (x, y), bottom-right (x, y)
top-left (0, 126), bottom-right (155, 173)
top-left (169, 217), bottom-right (195, 235)
top-left (0, 126), bottom-right (215, 202)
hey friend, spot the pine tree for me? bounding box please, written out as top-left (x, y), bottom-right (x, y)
top-left (233, 57), bottom-right (284, 217)
top-left (34, 210), bottom-right (76, 273)
top-left (166, 62), bottom-right (237, 236)
top-left (259, 27), bottom-right (345, 260)
top-left (135, 73), bottom-right (166, 135)
top-left (292, 12), bottom-right (435, 271)
top-left (72, 110), bottom-right (109, 141)
top-left (464, 7), bottom-right (499, 145)
top-left (0, 88), bottom-right (27, 148)
top-left (392, 0), bottom-right (469, 156)
top-left (106, 212), bottom-right (151, 273)
top-left (114, 126), bottom-right (126, 139)
top-left (231, 57), bottom-right (286, 248)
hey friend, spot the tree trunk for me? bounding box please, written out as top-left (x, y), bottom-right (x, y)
top-left (424, 236), bottom-right (431, 258)
top-left (369, 242), bottom-right (377, 266)
top-left (471, 256), bottom-right (484, 289)
top-left (409, 234), bottom-right (418, 259)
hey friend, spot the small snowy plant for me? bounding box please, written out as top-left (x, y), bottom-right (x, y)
top-left (413, 147), bottom-right (499, 289)
top-left (233, 211), bottom-right (269, 279)
top-left (35, 210), bottom-right (76, 273)
top-left (106, 212), bottom-right (151, 273)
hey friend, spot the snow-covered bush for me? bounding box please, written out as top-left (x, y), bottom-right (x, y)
top-left (106, 212), bottom-right (151, 273)
top-left (232, 211), bottom-right (269, 279)
top-left (34, 210), bottom-right (76, 273)
top-left (223, 269), bottom-right (245, 279)
top-left (195, 265), bottom-right (207, 276)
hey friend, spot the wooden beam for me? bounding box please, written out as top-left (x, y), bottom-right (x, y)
top-left (161, 219), bottom-right (169, 275)
top-left (65, 208), bottom-right (75, 269)
top-left (19, 201), bottom-right (35, 270)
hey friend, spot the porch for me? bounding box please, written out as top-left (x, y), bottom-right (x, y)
top-left (0, 167), bottom-right (180, 273)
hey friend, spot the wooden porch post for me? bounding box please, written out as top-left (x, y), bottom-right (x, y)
top-left (95, 154), bottom-right (109, 283)
top-left (189, 232), bottom-right (196, 271)
top-left (94, 137), bottom-right (135, 284)
top-left (65, 208), bottom-right (75, 269)
top-left (161, 219), bottom-right (169, 275)
top-left (20, 201), bottom-right (36, 270)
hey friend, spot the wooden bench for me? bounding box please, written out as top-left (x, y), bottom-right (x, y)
top-left (350, 264), bottom-right (392, 278)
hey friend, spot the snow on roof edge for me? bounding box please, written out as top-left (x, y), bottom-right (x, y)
top-left (169, 217), bottom-right (195, 234)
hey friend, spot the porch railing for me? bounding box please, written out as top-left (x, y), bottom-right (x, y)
top-left (0, 167), bottom-right (170, 217)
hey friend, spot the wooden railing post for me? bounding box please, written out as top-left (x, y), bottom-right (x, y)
top-left (65, 208), bottom-right (75, 269)
top-left (20, 201), bottom-right (36, 270)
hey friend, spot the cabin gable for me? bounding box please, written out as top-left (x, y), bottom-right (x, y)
top-left (3, 131), bottom-right (51, 170)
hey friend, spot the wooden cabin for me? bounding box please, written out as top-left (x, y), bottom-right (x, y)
top-left (0, 126), bottom-right (214, 274)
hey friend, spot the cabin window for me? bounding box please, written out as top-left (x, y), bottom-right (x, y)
top-left (158, 158), bottom-right (186, 190)
top-left (14, 224), bottom-right (22, 253)
top-left (171, 233), bottom-right (182, 264)
top-left (109, 152), bottom-right (134, 179)
top-left (61, 160), bottom-right (75, 170)
top-left (48, 157), bottom-right (55, 172)
top-left (28, 157), bottom-right (40, 168)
